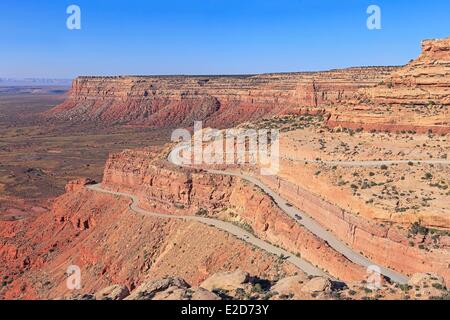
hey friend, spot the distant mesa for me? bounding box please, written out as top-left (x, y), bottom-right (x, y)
top-left (46, 67), bottom-right (394, 128)
top-left (0, 78), bottom-right (72, 87)
top-left (47, 37), bottom-right (449, 134)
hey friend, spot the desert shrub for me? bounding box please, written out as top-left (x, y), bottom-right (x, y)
top-left (399, 284), bottom-right (411, 292)
top-left (252, 283), bottom-right (265, 294)
top-left (174, 203), bottom-right (185, 209)
top-left (410, 222), bottom-right (429, 236)
top-left (195, 208), bottom-right (208, 216)
top-left (424, 172), bottom-right (433, 180)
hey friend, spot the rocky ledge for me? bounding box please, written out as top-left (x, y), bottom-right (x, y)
top-left (63, 270), bottom-right (449, 301)
top-left (328, 37), bottom-right (450, 133)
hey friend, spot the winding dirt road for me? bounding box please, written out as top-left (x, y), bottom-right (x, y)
top-left (87, 184), bottom-right (328, 278)
top-left (168, 143), bottom-right (410, 284)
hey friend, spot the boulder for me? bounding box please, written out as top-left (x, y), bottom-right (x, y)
top-left (200, 270), bottom-right (250, 292)
top-left (95, 284), bottom-right (130, 300)
top-left (124, 277), bottom-right (220, 300)
top-left (150, 286), bottom-right (220, 301)
top-left (65, 178), bottom-right (95, 192)
top-left (125, 277), bottom-right (190, 300)
top-left (62, 293), bottom-right (96, 300)
top-left (301, 277), bottom-right (332, 293)
top-left (190, 287), bottom-right (221, 300)
top-left (271, 274), bottom-right (308, 298)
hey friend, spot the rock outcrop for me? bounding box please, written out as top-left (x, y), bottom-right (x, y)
top-left (270, 274), bottom-right (308, 298)
top-left (328, 37), bottom-right (450, 133)
top-left (301, 277), bottom-right (333, 293)
top-left (124, 277), bottom-right (213, 300)
top-left (66, 271), bottom-right (449, 300)
top-left (365, 37), bottom-right (450, 106)
top-left (94, 285), bottom-right (130, 301)
top-left (200, 270), bottom-right (250, 292)
top-left (64, 178), bottom-right (95, 193)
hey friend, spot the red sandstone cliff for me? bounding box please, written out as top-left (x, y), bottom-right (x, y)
top-left (47, 68), bottom-right (394, 128)
top-left (47, 37), bottom-right (449, 133)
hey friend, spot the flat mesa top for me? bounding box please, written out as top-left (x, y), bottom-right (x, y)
top-left (75, 66), bottom-right (399, 80)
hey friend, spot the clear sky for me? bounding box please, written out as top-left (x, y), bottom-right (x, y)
top-left (1, 0), bottom-right (449, 78)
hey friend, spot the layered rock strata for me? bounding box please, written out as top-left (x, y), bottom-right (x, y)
top-left (365, 37), bottom-right (450, 106)
top-left (48, 37), bottom-right (449, 133)
top-left (328, 37), bottom-right (450, 133)
top-left (48, 68), bottom-right (394, 128)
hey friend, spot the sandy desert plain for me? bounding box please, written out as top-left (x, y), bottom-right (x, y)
top-left (0, 37), bottom-right (449, 300)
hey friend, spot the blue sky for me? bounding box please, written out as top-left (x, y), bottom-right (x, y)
top-left (1, 0), bottom-right (449, 78)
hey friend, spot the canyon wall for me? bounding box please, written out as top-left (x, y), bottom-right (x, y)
top-left (257, 174), bottom-right (450, 287)
top-left (48, 68), bottom-right (394, 128)
top-left (102, 148), bottom-right (450, 286)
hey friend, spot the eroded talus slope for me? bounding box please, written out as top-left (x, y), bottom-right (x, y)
top-left (0, 185), bottom-right (297, 300)
top-left (328, 37), bottom-right (450, 133)
top-left (47, 68), bottom-right (393, 128)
